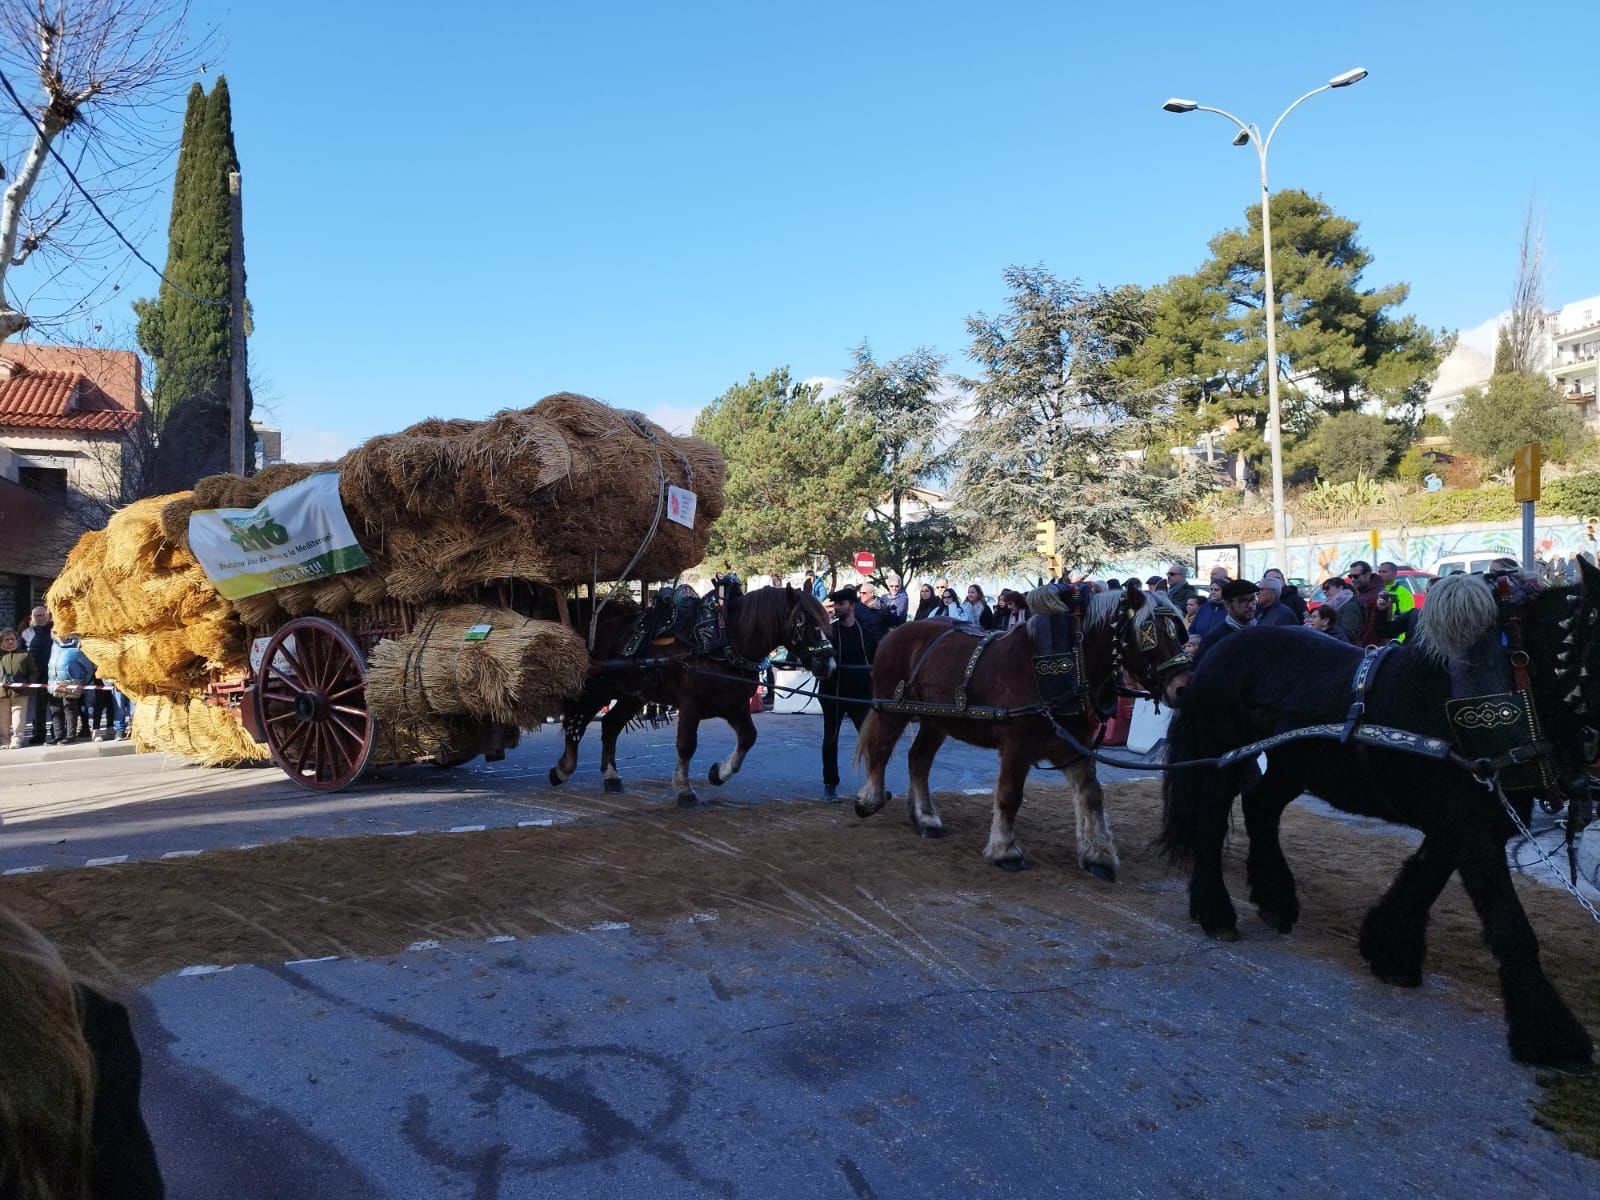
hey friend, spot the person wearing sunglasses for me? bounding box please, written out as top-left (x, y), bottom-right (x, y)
top-left (1345, 560), bottom-right (1386, 647)
top-left (1164, 563), bottom-right (1198, 610)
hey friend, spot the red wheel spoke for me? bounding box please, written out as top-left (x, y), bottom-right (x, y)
top-left (295, 722), bottom-right (316, 776)
top-left (266, 710), bottom-right (302, 726)
top-left (327, 682), bottom-right (365, 703)
top-left (275, 641), bottom-right (311, 683)
top-left (314, 634), bottom-right (345, 692)
top-left (276, 718), bottom-right (311, 759)
top-left (331, 703), bottom-right (368, 718)
top-left (326, 721), bottom-right (359, 772)
top-left (327, 711), bottom-right (365, 749)
top-left (261, 687), bottom-right (302, 707)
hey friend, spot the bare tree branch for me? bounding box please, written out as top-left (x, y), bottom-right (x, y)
top-left (0, 1), bottom-right (211, 340)
top-left (1498, 198), bottom-right (1550, 377)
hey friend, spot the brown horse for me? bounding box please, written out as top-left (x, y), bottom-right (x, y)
top-left (853, 588), bottom-right (1191, 879)
top-left (548, 584), bottom-right (835, 805)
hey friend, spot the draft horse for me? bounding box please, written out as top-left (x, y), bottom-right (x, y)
top-left (854, 588), bottom-right (1192, 879)
top-left (1159, 569), bottom-right (1596, 1066)
top-left (549, 584), bottom-right (836, 806)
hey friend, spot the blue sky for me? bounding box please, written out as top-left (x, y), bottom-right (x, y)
top-left (19, 1), bottom-right (1600, 460)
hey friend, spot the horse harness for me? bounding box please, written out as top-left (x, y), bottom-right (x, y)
top-left (877, 625), bottom-right (1018, 721)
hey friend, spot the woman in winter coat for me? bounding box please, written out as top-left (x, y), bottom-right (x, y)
top-left (1, 628), bottom-right (42, 750)
top-left (913, 583), bottom-right (940, 621)
top-left (46, 636), bottom-right (95, 746)
top-left (961, 584), bottom-right (996, 630)
top-left (1314, 577), bottom-right (1364, 643)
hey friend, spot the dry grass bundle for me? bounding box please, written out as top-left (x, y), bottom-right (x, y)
top-left (131, 696), bottom-right (268, 767)
top-left (101, 495), bottom-right (177, 578)
top-left (231, 593), bottom-right (284, 630)
top-left (365, 604), bottom-right (589, 729)
top-left (183, 620), bottom-right (244, 668)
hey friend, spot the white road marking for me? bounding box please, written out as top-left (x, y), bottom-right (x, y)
top-left (449, 824), bottom-right (486, 833)
top-left (518, 818), bottom-right (556, 828)
top-left (2, 865), bottom-right (45, 875)
top-left (382, 830), bottom-right (419, 837)
top-left (687, 911), bottom-right (719, 924)
top-left (407, 938), bottom-right (442, 951)
top-left (177, 964), bottom-right (232, 977)
top-left (161, 849), bottom-right (204, 859)
top-left (284, 955), bottom-right (339, 966)
top-left (486, 935), bottom-right (517, 944)
top-left (85, 855), bottom-right (128, 867)
top-left (588, 920), bottom-right (630, 932)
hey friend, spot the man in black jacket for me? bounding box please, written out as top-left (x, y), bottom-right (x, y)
top-left (820, 586), bottom-right (882, 802)
top-left (18, 605), bottom-right (53, 745)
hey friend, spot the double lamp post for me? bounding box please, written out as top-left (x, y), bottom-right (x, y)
top-left (1162, 67), bottom-right (1368, 573)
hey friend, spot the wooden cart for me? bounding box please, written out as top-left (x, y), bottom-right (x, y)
top-left (212, 583), bottom-right (570, 794)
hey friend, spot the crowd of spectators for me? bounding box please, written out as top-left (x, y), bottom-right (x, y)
top-left (1, 605), bottom-right (132, 750)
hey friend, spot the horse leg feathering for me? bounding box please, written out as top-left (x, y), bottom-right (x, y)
top-left (1060, 755), bottom-right (1117, 882)
top-left (904, 723), bottom-right (947, 838)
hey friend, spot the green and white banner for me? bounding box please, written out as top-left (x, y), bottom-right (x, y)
top-left (188, 470), bottom-right (371, 600)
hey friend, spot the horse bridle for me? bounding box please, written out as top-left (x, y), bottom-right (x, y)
top-left (724, 602), bottom-right (833, 675)
top-left (1110, 602), bottom-right (1193, 696)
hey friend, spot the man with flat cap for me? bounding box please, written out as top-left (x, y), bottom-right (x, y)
top-left (819, 586), bottom-right (882, 802)
top-left (1187, 577), bottom-right (1260, 665)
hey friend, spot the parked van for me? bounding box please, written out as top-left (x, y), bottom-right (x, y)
top-left (1432, 555), bottom-right (1502, 576)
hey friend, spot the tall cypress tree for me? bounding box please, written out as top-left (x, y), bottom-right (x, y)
top-left (137, 76), bottom-right (250, 489)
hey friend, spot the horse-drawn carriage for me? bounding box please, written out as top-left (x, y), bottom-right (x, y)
top-left (46, 393), bottom-right (726, 795)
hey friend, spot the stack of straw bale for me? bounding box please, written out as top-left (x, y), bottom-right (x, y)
top-left (47, 495), bottom-right (249, 699)
top-left (130, 695), bottom-right (268, 767)
top-left (157, 392), bottom-right (725, 626)
top-left (365, 605), bottom-right (591, 729)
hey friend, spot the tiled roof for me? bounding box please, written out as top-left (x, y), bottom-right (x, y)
top-left (0, 342), bottom-right (143, 434)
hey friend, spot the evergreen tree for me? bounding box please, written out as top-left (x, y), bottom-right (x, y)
top-left (1126, 190), bottom-right (1445, 480)
top-left (839, 342), bottom-right (966, 581)
top-left (693, 368), bottom-right (883, 580)
top-left (951, 267), bottom-right (1202, 575)
top-left (136, 76), bottom-right (250, 490)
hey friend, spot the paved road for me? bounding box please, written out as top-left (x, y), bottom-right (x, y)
top-left (5, 714), bottom-right (1599, 1197)
top-left (0, 713), bottom-right (1157, 873)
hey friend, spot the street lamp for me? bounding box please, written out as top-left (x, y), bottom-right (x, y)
top-left (1162, 68), bottom-right (1368, 572)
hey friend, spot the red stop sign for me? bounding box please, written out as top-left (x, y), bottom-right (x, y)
top-left (853, 552), bottom-right (876, 574)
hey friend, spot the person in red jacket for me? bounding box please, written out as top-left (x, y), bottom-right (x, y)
top-left (1346, 560), bottom-right (1387, 647)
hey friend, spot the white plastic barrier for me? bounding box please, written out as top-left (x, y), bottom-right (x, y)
top-left (1125, 698), bottom-right (1171, 755)
top-left (771, 667), bottom-right (819, 714)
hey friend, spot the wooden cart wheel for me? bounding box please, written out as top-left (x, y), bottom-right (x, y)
top-left (256, 615), bottom-right (375, 792)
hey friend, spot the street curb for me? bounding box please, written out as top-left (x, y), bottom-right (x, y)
top-left (0, 740), bottom-right (138, 767)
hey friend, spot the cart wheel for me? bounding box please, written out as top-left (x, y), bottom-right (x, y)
top-left (256, 616), bottom-right (375, 792)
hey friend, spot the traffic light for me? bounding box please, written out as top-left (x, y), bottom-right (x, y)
top-left (1034, 518), bottom-right (1056, 561)
top-left (1513, 442), bottom-right (1541, 503)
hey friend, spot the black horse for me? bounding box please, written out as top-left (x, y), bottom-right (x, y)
top-left (549, 584), bottom-right (836, 805)
top-left (1158, 568), bottom-right (1595, 1067)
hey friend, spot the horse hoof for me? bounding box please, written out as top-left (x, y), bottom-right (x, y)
top-left (603, 778), bottom-right (624, 794)
top-left (548, 768), bottom-right (565, 787)
top-left (1257, 910), bottom-right (1295, 935)
top-left (707, 764), bottom-right (723, 786)
top-left (1084, 862), bottom-right (1117, 884)
top-left (992, 855), bottom-right (1027, 872)
top-left (1204, 926), bottom-right (1240, 942)
top-left (1371, 966), bottom-right (1422, 989)
top-left (676, 791), bottom-right (699, 808)
top-left (917, 824), bottom-right (946, 840)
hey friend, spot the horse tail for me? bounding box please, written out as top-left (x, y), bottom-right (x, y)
top-left (1156, 699), bottom-right (1204, 862)
top-left (853, 710), bottom-right (878, 771)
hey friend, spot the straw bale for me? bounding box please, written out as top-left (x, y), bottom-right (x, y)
top-left (183, 620), bottom-right (245, 669)
top-left (275, 582), bottom-right (320, 616)
top-left (131, 695), bottom-right (267, 767)
top-left (365, 604), bottom-right (589, 728)
top-left (347, 569), bottom-right (389, 606)
top-left (111, 631), bottom-right (207, 697)
top-left (311, 576), bottom-right (358, 615)
top-left (231, 593), bottom-right (283, 630)
top-left (101, 495), bottom-right (180, 578)
top-left (77, 637), bottom-right (124, 682)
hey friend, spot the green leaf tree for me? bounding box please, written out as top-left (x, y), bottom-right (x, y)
top-left (1451, 373), bottom-right (1583, 470)
top-left (950, 266), bottom-right (1203, 575)
top-left (1295, 411), bottom-right (1404, 482)
top-left (838, 341), bottom-right (966, 581)
top-left (692, 368), bottom-right (884, 581)
top-left (135, 76), bottom-right (250, 491)
top-left (1126, 190), bottom-right (1446, 482)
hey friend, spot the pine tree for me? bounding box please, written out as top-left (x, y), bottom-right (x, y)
top-left (693, 369), bottom-right (884, 579)
top-left (951, 267), bottom-right (1203, 575)
top-left (136, 77), bottom-right (250, 490)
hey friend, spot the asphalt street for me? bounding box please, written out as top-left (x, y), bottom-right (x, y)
top-left (4, 712), bottom-right (1599, 1198)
